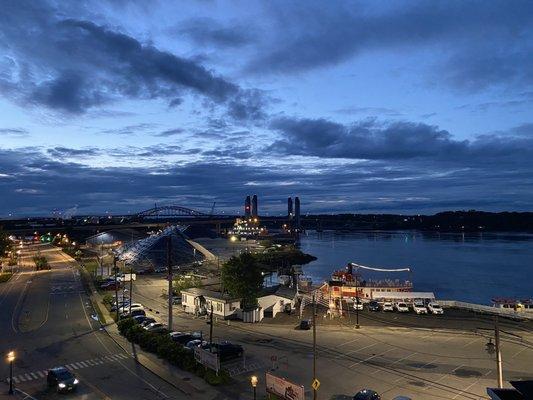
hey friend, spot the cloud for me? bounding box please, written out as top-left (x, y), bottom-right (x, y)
top-left (47, 147), bottom-right (101, 158)
top-left (0, 2), bottom-right (269, 119)
top-left (153, 128), bottom-right (184, 137)
top-left (249, 1), bottom-right (533, 91)
top-left (100, 123), bottom-right (158, 136)
top-left (175, 17), bottom-right (255, 48)
top-left (0, 128), bottom-right (30, 138)
top-left (269, 117), bottom-right (467, 160)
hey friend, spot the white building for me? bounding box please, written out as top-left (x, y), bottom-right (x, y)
top-left (258, 286), bottom-right (298, 318)
top-left (181, 288), bottom-right (241, 319)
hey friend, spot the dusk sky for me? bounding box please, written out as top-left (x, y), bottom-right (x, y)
top-left (1, 1), bottom-right (533, 216)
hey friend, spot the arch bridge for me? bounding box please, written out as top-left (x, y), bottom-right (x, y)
top-left (136, 205), bottom-right (210, 219)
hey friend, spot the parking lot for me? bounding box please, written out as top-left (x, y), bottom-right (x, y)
top-left (125, 274), bottom-right (533, 399)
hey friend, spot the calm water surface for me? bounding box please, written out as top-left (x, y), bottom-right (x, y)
top-left (298, 230), bottom-right (533, 304)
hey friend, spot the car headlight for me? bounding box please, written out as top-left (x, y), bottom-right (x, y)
top-left (58, 383), bottom-right (66, 388)
top-left (73, 379), bottom-right (79, 384)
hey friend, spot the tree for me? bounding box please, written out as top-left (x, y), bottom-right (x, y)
top-left (221, 253), bottom-right (263, 309)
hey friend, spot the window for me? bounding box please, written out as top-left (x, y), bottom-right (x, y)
top-left (216, 302), bottom-right (223, 312)
top-left (182, 294), bottom-right (187, 303)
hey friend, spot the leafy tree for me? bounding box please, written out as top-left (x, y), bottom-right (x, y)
top-left (173, 275), bottom-right (203, 294)
top-left (0, 229), bottom-right (12, 257)
top-left (221, 252), bottom-right (263, 309)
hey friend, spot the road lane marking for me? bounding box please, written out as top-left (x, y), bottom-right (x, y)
top-left (348, 348), bottom-right (394, 368)
top-left (29, 373), bottom-right (38, 379)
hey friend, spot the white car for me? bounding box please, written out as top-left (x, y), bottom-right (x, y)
top-left (427, 302), bottom-right (444, 314)
top-left (412, 302), bottom-right (427, 314)
top-left (395, 302), bottom-right (410, 312)
top-left (382, 302), bottom-right (394, 312)
top-left (118, 303), bottom-right (143, 314)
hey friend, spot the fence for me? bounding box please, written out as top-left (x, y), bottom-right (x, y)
top-left (440, 300), bottom-right (533, 320)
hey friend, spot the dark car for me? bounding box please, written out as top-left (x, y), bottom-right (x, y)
top-left (100, 281), bottom-right (121, 290)
top-left (47, 367), bottom-right (79, 392)
top-left (353, 389), bottom-right (381, 400)
top-left (132, 315), bottom-right (151, 324)
top-left (368, 301), bottom-right (380, 312)
top-left (169, 331), bottom-right (202, 345)
top-left (298, 319), bottom-right (312, 330)
top-left (119, 309), bottom-right (146, 319)
top-left (139, 317), bottom-right (156, 327)
top-left (203, 341), bottom-right (244, 362)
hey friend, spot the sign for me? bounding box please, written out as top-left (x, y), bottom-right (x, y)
top-left (265, 372), bottom-right (305, 400)
top-left (123, 273), bottom-right (136, 282)
top-left (311, 379), bottom-right (320, 391)
top-left (194, 347), bottom-right (219, 372)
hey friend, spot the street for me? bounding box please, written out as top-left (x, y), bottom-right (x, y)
top-left (1, 244), bottom-right (190, 400)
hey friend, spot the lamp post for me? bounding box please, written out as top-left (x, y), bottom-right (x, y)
top-left (7, 351), bottom-right (15, 395)
top-left (353, 264), bottom-right (360, 329)
top-left (250, 375), bottom-right (258, 400)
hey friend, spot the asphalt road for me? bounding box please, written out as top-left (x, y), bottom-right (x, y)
top-left (0, 244), bottom-right (189, 400)
top-left (131, 273), bottom-right (533, 400)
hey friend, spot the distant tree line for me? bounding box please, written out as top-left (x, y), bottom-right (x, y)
top-left (302, 211), bottom-right (533, 232)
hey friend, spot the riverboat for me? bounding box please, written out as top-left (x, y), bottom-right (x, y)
top-left (321, 262), bottom-right (413, 301)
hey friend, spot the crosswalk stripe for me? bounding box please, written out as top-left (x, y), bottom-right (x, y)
top-left (37, 371), bottom-right (45, 378)
top-left (95, 359), bottom-right (104, 364)
top-left (118, 354), bottom-right (128, 359)
top-left (74, 362), bottom-right (85, 368)
top-left (18, 375), bottom-right (26, 382)
top-left (24, 374), bottom-right (32, 381)
top-left (13, 377), bottom-right (19, 383)
top-left (85, 360), bottom-right (95, 366)
top-left (79, 362), bottom-right (89, 368)
top-left (30, 372), bottom-right (39, 379)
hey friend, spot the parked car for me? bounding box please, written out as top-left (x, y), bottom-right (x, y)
top-left (395, 302), bottom-right (410, 313)
top-left (367, 300), bottom-right (380, 312)
top-left (100, 281), bottom-right (121, 290)
top-left (298, 319), bottom-right (312, 330)
top-left (118, 303), bottom-right (143, 314)
top-left (382, 302), bottom-right (394, 312)
top-left (144, 322), bottom-right (167, 333)
top-left (412, 301), bottom-right (427, 314)
top-left (47, 367), bottom-right (79, 392)
top-left (427, 302), bottom-right (444, 314)
top-left (119, 309), bottom-right (145, 319)
top-left (203, 341), bottom-right (244, 361)
top-left (154, 267), bottom-right (166, 273)
top-left (132, 315), bottom-right (152, 325)
top-left (110, 300), bottom-right (130, 312)
top-left (169, 331), bottom-right (202, 344)
top-left (139, 317), bottom-right (156, 327)
top-left (353, 389), bottom-right (381, 400)
top-left (184, 339), bottom-right (208, 352)
top-left (353, 299), bottom-right (363, 310)
top-left (172, 296), bottom-right (182, 305)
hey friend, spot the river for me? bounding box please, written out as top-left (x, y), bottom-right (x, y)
top-left (298, 230), bottom-right (533, 304)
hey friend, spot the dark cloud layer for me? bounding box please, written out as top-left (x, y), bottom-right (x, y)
top-left (269, 117), bottom-right (533, 166)
top-left (0, 1), bottom-right (268, 119)
top-left (251, 1), bottom-right (533, 91)
top-left (176, 17), bottom-right (254, 48)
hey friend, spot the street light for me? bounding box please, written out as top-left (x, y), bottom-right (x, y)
top-left (250, 375), bottom-right (258, 400)
top-left (7, 350), bottom-right (15, 395)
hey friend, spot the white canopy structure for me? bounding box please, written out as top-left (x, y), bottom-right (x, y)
top-left (372, 291), bottom-right (435, 301)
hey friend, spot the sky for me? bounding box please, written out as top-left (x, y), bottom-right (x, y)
top-left (1, 0), bottom-right (533, 217)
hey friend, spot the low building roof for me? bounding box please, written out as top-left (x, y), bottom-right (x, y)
top-left (181, 287), bottom-right (240, 302)
top-left (259, 285), bottom-right (297, 300)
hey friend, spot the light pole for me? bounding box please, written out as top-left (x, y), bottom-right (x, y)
top-left (250, 375), bottom-right (258, 400)
top-left (355, 264), bottom-right (360, 329)
top-left (7, 350), bottom-right (15, 395)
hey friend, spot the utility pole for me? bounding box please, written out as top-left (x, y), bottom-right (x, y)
top-left (129, 265), bottom-right (133, 315)
top-left (167, 235), bottom-right (173, 332)
top-left (495, 316), bottom-right (503, 388)
top-left (209, 303), bottom-right (214, 350)
top-left (312, 293), bottom-right (317, 400)
top-left (355, 265), bottom-right (360, 329)
top-left (114, 256), bottom-right (119, 321)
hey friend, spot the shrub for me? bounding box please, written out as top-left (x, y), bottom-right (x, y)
top-left (0, 273), bottom-right (13, 283)
top-left (102, 294), bottom-right (114, 306)
top-left (119, 320), bottom-right (230, 386)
